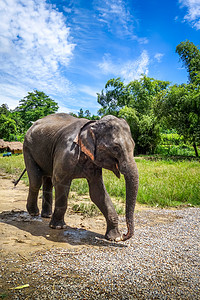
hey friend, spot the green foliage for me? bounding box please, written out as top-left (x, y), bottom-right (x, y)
top-left (0, 114), bottom-right (17, 140)
top-left (154, 41), bottom-right (200, 157)
top-left (97, 76), bottom-right (170, 115)
top-left (136, 114), bottom-right (161, 154)
top-left (119, 107), bottom-right (160, 154)
top-left (126, 76), bottom-right (170, 115)
top-left (118, 106), bottom-right (139, 139)
top-left (97, 78), bottom-right (126, 115)
top-left (98, 75), bottom-right (169, 154)
top-left (155, 145), bottom-right (195, 157)
top-left (155, 132), bottom-right (196, 156)
top-left (0, 104), bottom-right (10, 116)
top-left (14, 90), bottom-right (59, 132)
top-left (176, 40), bottom-right (200, 84)
top-left (155, 83), bottom-right (200, 156)
top-left (78, 108), bottom-right (84, 118)
top-left (71, 109), bottom-right (100, 120)
top-left (0, 91), bottom-right (59, 141)
top-left (161, 133), bottom-right (184, 145)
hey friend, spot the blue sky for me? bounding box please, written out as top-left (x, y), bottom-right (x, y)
top-left (0, 0), bottom-right (200, 115)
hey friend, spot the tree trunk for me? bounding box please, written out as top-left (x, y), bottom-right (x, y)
top-left (193, 142), bottom-right (199, 157)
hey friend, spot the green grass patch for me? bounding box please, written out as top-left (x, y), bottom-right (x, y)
top-left (0, 154), bottom-right (24, 173)
top-left (0, 154), bottom-right (199, 208)
top-left (70, 178), bottom-right (89, 195)
top-left (135, 158), bottom-right (200, 207)
top-left (72, 202), bottom-right (100, 216)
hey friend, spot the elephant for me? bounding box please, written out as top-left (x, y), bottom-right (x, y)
top-left (22, 113), bottom-right (139, 242)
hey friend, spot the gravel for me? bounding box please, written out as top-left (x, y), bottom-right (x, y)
top-left (1, 208), bottom-right (200, 299)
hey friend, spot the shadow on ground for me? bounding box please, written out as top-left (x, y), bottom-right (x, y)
top-left (0, 210), bottom-right (127, 248)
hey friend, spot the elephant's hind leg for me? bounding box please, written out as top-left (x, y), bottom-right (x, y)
top-left (24, 151), bottom-right (42, 216)
top-left (49, 177), bottom-right (71, 229)
top-left (87, 169), bottom-right (121, 241)
top-left (41, 176), bottom-right (53, 218)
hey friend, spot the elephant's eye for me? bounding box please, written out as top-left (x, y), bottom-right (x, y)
top-left (113, 146), bottom-right (119, 152)
top-left (112, 145), bottom-right (120, 154)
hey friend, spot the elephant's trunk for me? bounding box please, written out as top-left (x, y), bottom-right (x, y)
top-left (119, 157), bottom-right (139, 241)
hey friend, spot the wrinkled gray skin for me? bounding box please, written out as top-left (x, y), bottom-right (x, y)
top-left (23, 113), bottom-right (139, 241)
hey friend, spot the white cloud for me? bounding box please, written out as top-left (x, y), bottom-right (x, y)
top-left (98, 50), bottom-right (149, 82)
top-left (94, 0), bottom-right (148, 43)
top-left (94, 0), bottom-right (134, 37)
top-left (154, 53), bottom-right (164, 63)
top-left (78, 85), bottom-right (98, 98)
top-left (96, 0), bottom-right (130, 25)
top-left (179, 0), bottom-right (200, 29)
top-left (0, 0), bottom-right (75, 109)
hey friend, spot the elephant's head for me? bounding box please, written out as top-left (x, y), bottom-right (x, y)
top-left (76, 115), bottom-right (139, 241)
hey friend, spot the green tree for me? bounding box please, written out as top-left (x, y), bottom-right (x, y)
top-left (78, 108), bottom-right (84, 118)
top-left (155, 40), bottom-right (200, 157)
top-left (14, 90), bottom-right (59, 132)
top-left (76, 109), bottom-right (100, 120)
top-left (97, 76), bottom-right (169, 116)
top-left (97, 76), bottom-right (169, 154)
top-left (176, 40), bottom-right (200, 84)
top-left (84, 109), bottom-right (91, 119)
top-left (97, 78), bottom-right (127, 116)
top-left (0, 104), bottom-right (10, 117)
top-left (0, 114), bottom-right (17, 141)
top-left (156, 82), bottom-right (200, 157)
top-left (69, 112), bottom-right (78, 118)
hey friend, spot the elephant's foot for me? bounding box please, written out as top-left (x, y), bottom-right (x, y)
top-left (41, 210), bottom-right (52, 218)
top-left (26, 204), bottom-right (39, 216)
top-left (105, 227), bottom-right (122, 242)
top-left (49, 218), bottom-right (67, 229)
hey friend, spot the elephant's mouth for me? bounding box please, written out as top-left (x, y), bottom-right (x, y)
top-left (112, 161), bottom-right (120, 178)
top-left (94, 150), bottom-right (121, 179)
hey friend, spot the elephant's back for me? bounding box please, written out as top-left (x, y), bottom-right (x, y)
top-left (25, 113), bottom-right (86, 139)
top-left (31, 113), bottom-right (79, 129)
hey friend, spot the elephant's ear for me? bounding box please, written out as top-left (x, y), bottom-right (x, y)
top-left (74, 122), bottom-right (96, 161)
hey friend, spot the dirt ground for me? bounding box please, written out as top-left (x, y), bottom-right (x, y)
top-left (0, 173), bottom-right (178, 259)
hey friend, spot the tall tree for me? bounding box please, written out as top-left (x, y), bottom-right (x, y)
top-left (14, 90), bottom-right (59, 132)
top-left (176, 40), bottom-right (200, 84)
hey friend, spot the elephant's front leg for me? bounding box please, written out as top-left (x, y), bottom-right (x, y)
top-left (49, 179), bottom-right (71, 229)
top-left (87, 169), bottom-right (121, 241)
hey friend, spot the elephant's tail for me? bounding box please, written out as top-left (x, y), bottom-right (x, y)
top-left (13, 169), bottom-right (27, 186)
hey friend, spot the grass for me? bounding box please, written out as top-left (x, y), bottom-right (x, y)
top-left (0, 154), bottom-right (199, 213)
top-left (135, 158), bottom-right (200, 207)
top-left (0, 154), bottom-right (25, 174)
